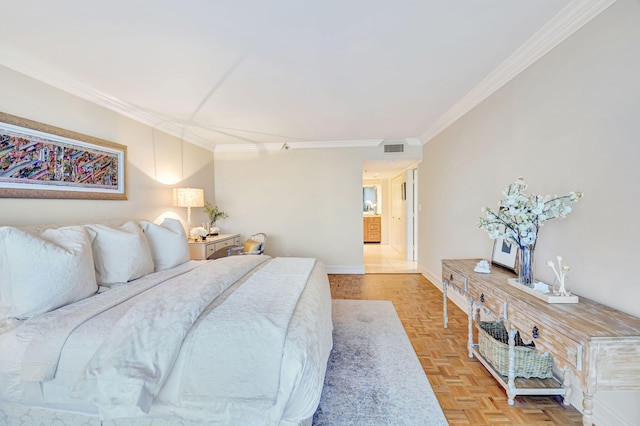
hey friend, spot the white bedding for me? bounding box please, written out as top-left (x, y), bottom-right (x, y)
top-left (0, 255), bottom-right (333, 425)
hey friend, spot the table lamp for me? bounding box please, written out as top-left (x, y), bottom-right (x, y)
top-left (173, 187), bottom-right (204, 228)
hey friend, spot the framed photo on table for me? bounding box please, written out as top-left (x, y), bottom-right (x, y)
top-left (491, 237), bottom-right (518, 271)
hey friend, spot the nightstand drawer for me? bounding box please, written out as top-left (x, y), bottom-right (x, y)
top-left (205, 243), bottom-right (216, 258)
top-left (189, 234), bottom-right (241, 260)
top-left (214, 239), bottom-right (235, 251)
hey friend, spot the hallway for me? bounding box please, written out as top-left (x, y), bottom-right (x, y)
top-left (363, 244), bottom-right (418, 273)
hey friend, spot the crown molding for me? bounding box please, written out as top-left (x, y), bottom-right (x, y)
top-left (419, 0), bottom-right (617, 144)
top-left (0, 42), bottom-right (215, 151)
top-left (288, 139), bottom-right (383, 150)
top-left (1, 1), bottom-right (616, 151)
top-left (213, 138), bottom-right (384, 153)
top-left (213, 142), bottom-right (286, 153)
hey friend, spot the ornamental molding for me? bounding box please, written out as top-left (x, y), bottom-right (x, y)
top-left (419, 0), bottom-right (617, 144)
top-left (0, 0), bottom-right (617, 151)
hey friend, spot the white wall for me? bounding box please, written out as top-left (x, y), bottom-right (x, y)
top-left (214, 145), bottom-right (422, 272)
top-left (418, 1), bottom-right (640, 424)
top-left (0, 65), bottom-right (214, 228)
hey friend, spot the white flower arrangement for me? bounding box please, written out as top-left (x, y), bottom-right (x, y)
top-left (478, 177), bottom-right (583, 249)
top-left (190, 226), bottom-right (208, 240)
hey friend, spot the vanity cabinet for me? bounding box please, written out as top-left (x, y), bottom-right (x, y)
top-left (363, 216), bottom-right (381, 243)
top-left (441, 259), bottom-right (640, 426)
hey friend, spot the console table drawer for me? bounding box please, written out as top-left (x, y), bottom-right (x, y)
top-left (508, 309), bottom-right (582, 370)
top-left (468, 284), bottom-right (506, 318)
top-left (442, 266), bottom-right (467, 294)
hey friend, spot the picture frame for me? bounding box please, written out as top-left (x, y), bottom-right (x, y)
top-left (0, 112), bottom-right (127, 200)
top-left (491, 237), bottom-right (518, 271)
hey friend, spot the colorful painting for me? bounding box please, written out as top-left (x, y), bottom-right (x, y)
top-left (0, 112), bottom-right (126, 199)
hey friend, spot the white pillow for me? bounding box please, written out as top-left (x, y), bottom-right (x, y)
top-left (139, 218), bottom-right (190, 271)
top-left (86, 222), bottom-right (154, 285)
top-left (0, 226), bottom-right (97, 320)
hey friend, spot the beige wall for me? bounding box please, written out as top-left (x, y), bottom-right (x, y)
top-left (214, 145), bottom-right (421, 272)
top-left (0, 65), bottom-right (214, 228)
top-left (418, 1), bottom-right (640, 424)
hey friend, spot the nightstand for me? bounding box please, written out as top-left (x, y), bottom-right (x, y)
top-left (188, 233), bottom-right (240, 260)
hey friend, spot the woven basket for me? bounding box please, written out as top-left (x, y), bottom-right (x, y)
top-left (478, 321), bottom-right (553, 379)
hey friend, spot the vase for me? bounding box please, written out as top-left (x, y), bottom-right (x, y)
top-left (518, 245), bottom-right (535, 288)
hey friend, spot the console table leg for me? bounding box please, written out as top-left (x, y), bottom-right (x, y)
top-left (443, 280), bottom-right (448, 329)
top-left (467, 299), bottom-right (474, 358)
top-left (582, 391), bottom-right (594, 426)
top-left (507, 326), bottom-right (517, 405)
top-left (562, 367), bottom-right (572, 406)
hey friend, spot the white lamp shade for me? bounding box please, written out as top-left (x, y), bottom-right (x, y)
top-left (173, 188), bottom-right (205, 208)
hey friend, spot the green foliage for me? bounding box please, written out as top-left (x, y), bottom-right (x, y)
top-left (203, 202), bottom-right (228, 224)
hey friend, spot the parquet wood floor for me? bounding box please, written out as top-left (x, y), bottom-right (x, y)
top-left (328, 273), bottom-right (584, 426)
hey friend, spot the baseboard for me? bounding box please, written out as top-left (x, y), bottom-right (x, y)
top-left (326, 265), bottom-right (365, 274)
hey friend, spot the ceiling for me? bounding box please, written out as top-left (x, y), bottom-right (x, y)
top-left (0, 1), bottom-right (611, 178)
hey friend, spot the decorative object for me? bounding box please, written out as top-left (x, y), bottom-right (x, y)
top-left (477, 321), bottom-right (553, 379)
top-left (173, 187), bottom-right (204, 228)
top-left (189, 226), bottom-right (208, 242)
top-left (203, 202), bottom-right (228, 234)
top-left (474, 259), bottom-right (491, 274)
top-left (507, 278), bottom-right (579, 303)
top-left (491, 237), bottom-right (517, 271)
top-left (478, 177), bottom-right (583, 287)
top-left (547, 256), bottom-right (573, 297)
top-left (0, 112), bottom-right (127, 200)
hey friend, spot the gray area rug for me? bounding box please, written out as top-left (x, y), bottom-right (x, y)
top-left (313, 300), bottom-right (448, 426)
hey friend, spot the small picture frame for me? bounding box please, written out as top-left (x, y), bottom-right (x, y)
top-left (491, 237), bottom-right (518, 271)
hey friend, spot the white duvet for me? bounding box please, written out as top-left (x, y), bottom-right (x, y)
top-left (0, 256), bottom-right (333, 425)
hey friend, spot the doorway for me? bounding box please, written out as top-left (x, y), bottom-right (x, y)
top-left (363, 244), bottom-right (418, 273)
top-left (362, 164), bottom-right (418, 273)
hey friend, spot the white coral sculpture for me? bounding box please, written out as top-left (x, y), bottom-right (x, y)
top-left (547, 256), bottom-right (571, 296)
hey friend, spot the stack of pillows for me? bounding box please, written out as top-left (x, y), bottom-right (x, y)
top-left (0, 218), bottom-right (190, 321)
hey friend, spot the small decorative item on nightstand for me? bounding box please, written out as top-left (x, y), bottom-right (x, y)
top-left (189, 226), bottom-right (208, 242)
top-left (203, 202), bottom-right (228, 236)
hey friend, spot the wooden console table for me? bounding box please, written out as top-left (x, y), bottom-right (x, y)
top-left (442, 259), bottom-right (640, 426)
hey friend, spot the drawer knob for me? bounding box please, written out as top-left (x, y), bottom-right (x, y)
top-left (480, 293), bottom-right (485, 303)
top-left (449, 274), bottom-right (453, 281)
top-left (532, 326), bottom-right (539, 339)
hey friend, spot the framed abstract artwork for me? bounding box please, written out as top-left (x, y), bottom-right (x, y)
top-left (0, 112), bottom-right (127, 200)
top-left (491, 237), bottom-right (518, 271)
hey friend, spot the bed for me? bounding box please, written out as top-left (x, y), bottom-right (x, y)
top-left (0, 218), bottom-right (333, 425)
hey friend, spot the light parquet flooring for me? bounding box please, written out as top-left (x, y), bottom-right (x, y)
top-left (328, 273), bottom-right (584, 426)
top-left (363, 243), bottom-right (418, 273)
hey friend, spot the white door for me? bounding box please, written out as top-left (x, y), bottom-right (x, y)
top-left (390, 173), bottom-right (406, 257)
